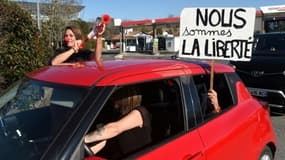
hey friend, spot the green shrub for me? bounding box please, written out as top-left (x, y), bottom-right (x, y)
top-left (0, 1), bottom-right (52, 90)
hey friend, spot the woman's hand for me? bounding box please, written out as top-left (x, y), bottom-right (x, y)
top-left (208, 89), bottom-right (221, 113)
top-left (72, 40), bottom-right (83, 53)
top-left (89, 140), bottom-right (107, 154)
top-left (95, 23), bottom-right (105, 37)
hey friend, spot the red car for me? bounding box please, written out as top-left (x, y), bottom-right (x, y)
top-left (0, 58), bottom-right (276, 160)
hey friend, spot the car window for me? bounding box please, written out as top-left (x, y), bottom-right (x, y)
top-left (86, 78), bottom-right (185, 159)
top-left (192, 74), bottom-right (235, 121)
top-left (254, 35), bottom-right (285, 55)
top-left (0, 78), bottom-right (89, 160)
top-left (264, 19), bottom-right (285, 33)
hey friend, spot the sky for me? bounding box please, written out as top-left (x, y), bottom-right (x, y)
top-left (81, 0), bottom-right (285, 21)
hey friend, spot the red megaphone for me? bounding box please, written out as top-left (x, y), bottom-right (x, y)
top-left (101, 14), bottom-right (112, 25)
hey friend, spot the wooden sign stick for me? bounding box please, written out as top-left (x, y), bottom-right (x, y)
top-left (210, 59), bottom-right (215, 90)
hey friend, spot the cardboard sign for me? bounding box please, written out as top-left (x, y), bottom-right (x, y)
top-left (179, 8), bottom-right (256, 61)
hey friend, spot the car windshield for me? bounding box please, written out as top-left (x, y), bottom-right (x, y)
top-left (254, 34), bottom-right (285, 56)
top-left (0, 78), bottom-right (89, 160)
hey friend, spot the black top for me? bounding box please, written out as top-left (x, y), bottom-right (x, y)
top-left (50, 48), bottom-right (93, 64)
top-left (117, 106), bottom-right (152, 154)
top-left (98, 106), bottom-right (152, 159)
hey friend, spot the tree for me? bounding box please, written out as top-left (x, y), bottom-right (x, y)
top-left (41, 0), bottom-right (84, 49)
top-left (0, 0), bottom-right (115, 92)
top-left (41, 0), bottom-right (114, 50)
top-left (0, 0), bottom-right (52, 90)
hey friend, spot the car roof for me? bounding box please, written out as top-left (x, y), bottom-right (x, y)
top-left (27, 58), bottom-right (234, 87)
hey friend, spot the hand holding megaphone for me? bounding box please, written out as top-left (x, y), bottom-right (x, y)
top-left (87, 23), bottom-right (105, 40)
top-left (87, 14), bottom-right (111, 40)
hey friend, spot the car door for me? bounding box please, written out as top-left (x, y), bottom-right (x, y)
top-left (134, 77), bottom-right (206, 160)
top-left (136, 130), bottom-right (206, 160)
top-left (192, 73), bottom-right (260, 160)
top-left (81, 77), bottom-right (206, 160)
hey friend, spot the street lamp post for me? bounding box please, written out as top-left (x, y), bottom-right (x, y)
top-left (152, 20), bottom-right (159, 55)
top-left (36, 0), bottom-right (41, 31)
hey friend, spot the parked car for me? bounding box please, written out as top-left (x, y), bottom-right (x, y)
top-left (0, 58), bottom-right (277, 160)
top-left (231, 32), bottom-right (285, 113)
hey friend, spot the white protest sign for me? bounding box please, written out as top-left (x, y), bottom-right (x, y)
top-left (179, 8), bottom-right (256, 61)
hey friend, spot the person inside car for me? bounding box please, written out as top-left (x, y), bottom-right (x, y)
top-left (84, 87), bottom-right (152, 159)
top-left (50, 24), bottom-right (105, 66)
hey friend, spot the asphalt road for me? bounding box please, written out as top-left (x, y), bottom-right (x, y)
top-left (271, 112), bottom-right (285, 160)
